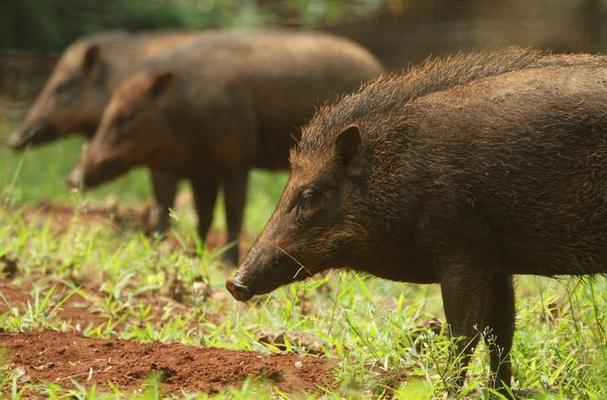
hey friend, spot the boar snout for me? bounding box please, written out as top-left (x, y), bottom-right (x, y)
top-left (82, 157), bottom-right (127, 189)
top-left (227, 246), bottom-right (311, 302)
top-left (6, 131), bottom-right (26, 150)
top-left (7, 123), bottom-right (58, 150)
top-left (225, 279), bottom-right (252, 302)
top-left (6, 126), bottom-right (36, 150)
top-left (66, 165), bottom-right (84, 190)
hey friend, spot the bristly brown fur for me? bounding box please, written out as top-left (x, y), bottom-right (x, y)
top-left (293, 46), bottom-right (606, 163)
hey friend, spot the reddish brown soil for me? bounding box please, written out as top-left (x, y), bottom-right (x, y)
top-left (1, 331), bottom-right (331, 395)
top-left (0, 279), bottom-right (203, 330)
top-left (0, 280), bottom-right (108, 328)
top-left (0, 280), bottom-right (30, 309)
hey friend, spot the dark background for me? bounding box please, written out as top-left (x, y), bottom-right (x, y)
top-left (1, 0), bottom-right (606, 101)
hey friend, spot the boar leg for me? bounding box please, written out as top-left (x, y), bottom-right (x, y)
top-left (191, 177), bottom-right (220, 245)
top-left (222, 169), bottom-right (249, 265)
top-left (150, 171), bottom-right (178, 234)
top-left (438, 263), bottom-right (494, 391)
top-left (484, 272), bottom-right (514, 392)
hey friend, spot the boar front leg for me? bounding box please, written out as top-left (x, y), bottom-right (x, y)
top-left (437, 261), bottom-right (500, 391)
top-left (222, 168), bottom-right (249, 266)
top-left (150, 171), bottom-right (178, 234)
top-left (191, 176), bottom-right (219, 245)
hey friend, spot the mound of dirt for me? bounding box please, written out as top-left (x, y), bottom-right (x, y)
top-left (1, 331), bottom-right (331, 395)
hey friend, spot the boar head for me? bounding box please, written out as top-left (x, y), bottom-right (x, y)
top-left (80, 71), bottom-right (175, 188)
top-left (227, 125), bottom-right (379, 301)
top-left (7, 44), bottom-right (108, 150)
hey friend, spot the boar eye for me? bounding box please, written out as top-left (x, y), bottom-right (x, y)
top-left (301, 189), bottom-right (317, 204)
top-left (290, 187), bottom-right (321, 217)
top-left (111, 114), bottom-right (136, 143)
top-left (54, 79), bottom-right (77, 95)
top-left (294, 188), bottom-right (318, 213)
top-left (117, 111), bottom-right (137, 126)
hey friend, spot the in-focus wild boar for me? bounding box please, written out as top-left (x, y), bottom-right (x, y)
top-left (227, 48), bottom-right (607, 393)
top-left (7, 30), bottom-right (210, 233)
top-left (80, 31), bottom-right (384, 264)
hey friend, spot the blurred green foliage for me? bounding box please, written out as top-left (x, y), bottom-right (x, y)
top-left (0, 0), bottom-right (386, 53)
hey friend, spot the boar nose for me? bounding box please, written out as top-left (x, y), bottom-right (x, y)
top-left (66, 167), bottom-right (84, 190)
top-left (6, 131), bottom-right (26, 150)
top-left (6, 123), bottom-right (57, 149)
top-left (226, 279), bottom-right (252, 302)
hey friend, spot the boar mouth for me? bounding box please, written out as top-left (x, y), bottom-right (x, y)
top-left (7, 124), bottom-right (58, 150)
top-left (226, 255), bottom-right (314, 302)
top-left (225, 277), bottom-right (280, 302)
top-left (82, 159), bottom-right (127, 189)
top-left (225, 279), bottom-right (253, 302)
top-left (66, 165), bottom-right (84, 190)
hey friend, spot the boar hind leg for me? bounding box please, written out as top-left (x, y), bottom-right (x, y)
top-left (484, 272), bottom-right (514, 393)
top-left (191, 177), bottom-right (219, 245)
top-left (438, 263), bottom-right (495, 391)
top-left (222, 169), bottom-right (249, 266)
top-left (150, 171), bottom-right (178, 234)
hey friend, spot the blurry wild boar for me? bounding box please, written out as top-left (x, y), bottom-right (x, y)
top-left (226, 48), bottom-right (607, 393)
top-left (7, 30), bottom-right (211, 233)
top-left (80, 31), bottom-right (384, 264)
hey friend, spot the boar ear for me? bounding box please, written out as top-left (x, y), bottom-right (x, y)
top-left (335, 124), bottom-right (362, 173)
top-left (82, 45), bottom-right (100, 74)
top-left (148, 72), bottom-right (174, 100)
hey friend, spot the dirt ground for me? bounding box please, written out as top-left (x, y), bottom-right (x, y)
top-left (1, 331), bottom-right (330, 395)
top-left (0, 278), bottom-right (201, 330)
top-left (0, 277), bottom-right (333, 395)
top-left (0, 201), bottom-right (332, 396)
top-left (0, 279), bottom-right (107, 328)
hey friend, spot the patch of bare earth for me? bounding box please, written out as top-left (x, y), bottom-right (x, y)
top-left (0, 279), bottom-right (200, 330)
top-left (0, 279), bottom-right (110, 328)
top-left (1, 331), bottom-right (330, 395)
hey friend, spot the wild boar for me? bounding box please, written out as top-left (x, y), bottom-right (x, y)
top-left (80, 31), bottom-right (384, 265)
top-left (7, 30), bottom-right (211, 233)
top-left (226, 48), bottom-right (607, 393)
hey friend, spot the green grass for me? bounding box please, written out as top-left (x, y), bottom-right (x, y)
top-left (1, 118), bottom-right (607, 399)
